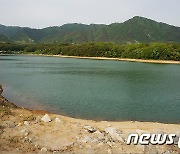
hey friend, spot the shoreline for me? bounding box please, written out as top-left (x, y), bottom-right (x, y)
top-left (25, 53), bottom-right (180, 64)
top-left (1, 84), bottom-right (180, 153)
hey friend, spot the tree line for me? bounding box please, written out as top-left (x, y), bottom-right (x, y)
top-left (0, 42), bottom-right (180, 61)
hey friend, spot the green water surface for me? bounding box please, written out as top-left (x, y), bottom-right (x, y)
top-left (0, 55), bottom-right (180, 123)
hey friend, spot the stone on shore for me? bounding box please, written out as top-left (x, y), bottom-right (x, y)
top-left (83, 125), bottom-right (96, 133)
top-left (55, 117), bottom-right (61, 123)
top-left (104, 127), bottom-right (124, 143)
top-left (105, 127), bottom-right (117, 136)
top-left (81, 135), bottom-right (92, 143)
top-left (24, 121), bottom-right (30, 125)
top-left (163, 151), bottom-right (171, 154)
top-left (41, 147), bottom-right (48, 152)
top-left (6, 121), bottom-right (16, 128)
top-left (41, 114), bottom-right (51, 123)
top-left (20, 128), bottom-right (27, 133)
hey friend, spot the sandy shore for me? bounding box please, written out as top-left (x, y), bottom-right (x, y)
top-left (0, 85), bottom-right (180, 153)
top-left (27, 54), bottom-right (180, 64)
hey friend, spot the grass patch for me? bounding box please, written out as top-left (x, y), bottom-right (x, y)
top-left (23, 115), bottom-right (36, 121)
top-left (0, 106), bottom-right (11, 116)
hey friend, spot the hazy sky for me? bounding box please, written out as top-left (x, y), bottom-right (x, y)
top-left (0, 0), bottom-right (179, 28)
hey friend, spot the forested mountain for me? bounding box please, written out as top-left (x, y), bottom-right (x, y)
top-left (0, 16), bottom-right (180, 44)
top-left (0, 34), bottom-right (9, 43)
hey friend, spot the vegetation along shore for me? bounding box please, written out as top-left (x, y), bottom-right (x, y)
top-left (1, 84), bottom-right (180, 153)
top-left (0, 42), bottom-right (180, 63)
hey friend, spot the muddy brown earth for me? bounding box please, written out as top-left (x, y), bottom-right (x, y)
top-left (0, 84), bottom-right (180, 154)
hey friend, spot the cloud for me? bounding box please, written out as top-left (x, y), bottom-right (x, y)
top-left (0, 0), bottom-right (179, 28)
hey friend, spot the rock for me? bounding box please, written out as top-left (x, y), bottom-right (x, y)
top-left (83, 125), bottom-right (96, 133)
top-left (41, 147), bottom-right (48, 152)
top-left (6, 121), bottom-right (16, 128)
top-left (116, 135), bottom-right (124, 142)
top-left (41, 114), bottom-right (51, 123)
top-left (94, 132), bottom-right (105, 139)
top-left (19, 114), bottom-right (23, 117)
top-left (162, 151), bottom-right (171, 154)
top-left (105, 127), bottom-right (116, 136)
top-left (93, 130), bottom-right (103, 136)
top-left (105, 127), bottom-right (124, 143)
top-left (35, 144), bottom-right (38, 147)
top-left (20, 128), bottom-right (27, 133)
top-left (80, 134), bottom-right (104, 144)
top-left (162, 150), bottom-right (179, 154)
top-left (174, 136), bottom-right (180, 145)
top-left (107, 141), bottom-right (113, 147)
top-left (55, 117), bottom-right (62, 123)
top-left (174, 131), bottom-right (180, 145)
top-left (91, 138), bottom-right (100, 143)
top-left (24, 121), bottom-right (30, 125)
top-left (81, 135), bottom-right (92, 143)
top-left (93, 131), bottom-right (105, 143)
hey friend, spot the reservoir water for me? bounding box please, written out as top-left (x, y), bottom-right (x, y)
top-left (0, 55), bottom-right (180, 123)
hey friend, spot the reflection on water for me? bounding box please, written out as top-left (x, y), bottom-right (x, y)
top-left (0, 58), bottom-right (21, 61)
top-left (0, 55), bottom-right (180, 123)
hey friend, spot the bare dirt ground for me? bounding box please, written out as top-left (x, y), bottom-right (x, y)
top-left (0, 85), bottom-right (180, 154)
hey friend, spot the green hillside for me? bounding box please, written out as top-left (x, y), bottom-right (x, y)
top-left (0, 34), bottom-right (9, 43)
top-left (0, 16), bottom-right (180, 44)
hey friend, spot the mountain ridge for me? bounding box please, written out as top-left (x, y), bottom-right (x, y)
top-left (0, 16), bottom-right (180, 44)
